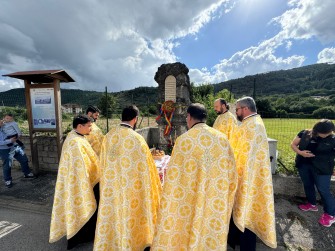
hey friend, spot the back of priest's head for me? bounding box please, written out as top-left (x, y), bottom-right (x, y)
top-left (122, 105), bottom-right (139, 122)
top-left (187, 103), bottom-right (207, 122)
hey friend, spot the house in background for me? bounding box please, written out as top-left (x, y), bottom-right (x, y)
top-left (61, 103), bottom-right (82, 114)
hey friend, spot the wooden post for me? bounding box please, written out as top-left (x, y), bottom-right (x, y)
top-left (53, 79), bottom-right (63, 159)
top-left (24, 80), bottom-right (39, 174)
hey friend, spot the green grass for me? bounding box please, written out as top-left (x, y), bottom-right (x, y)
top-left (263, 118), bottom-right (319, 173)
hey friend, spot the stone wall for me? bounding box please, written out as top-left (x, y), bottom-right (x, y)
top-left (13, 135), bottom-right (60, 172)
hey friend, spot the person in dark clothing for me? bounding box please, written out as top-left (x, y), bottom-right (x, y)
top-left (291, 119), bottom-right (335, 227)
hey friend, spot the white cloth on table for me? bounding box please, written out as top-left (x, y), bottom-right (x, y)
top-left (154, 155), bottom-right (170, 185)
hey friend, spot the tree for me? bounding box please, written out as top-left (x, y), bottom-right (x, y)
top-left (312, 106), bottom-right (335, 119)
top-left (98, 94), bottom-right (118, 118)
top-left (328, 96), bottom-right (335, 105)
top-left (276, 109), bottom-right (288, 118)
top-left (0, 106), bottom-right (27, 122)
top-left (191, 84), bottom-right (235, 126)
top-left (190, 83), bottom-right (214, 103)
top-left (190, 83), bottom-right (214, 125)
top-left (256, 98), bottom-right (276, 118)
top-left (214, 89), bottom-right (233, 102)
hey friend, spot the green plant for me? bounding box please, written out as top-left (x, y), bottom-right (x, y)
top-left (98, 94), bottom-right (118, 118)
top-left (191, 84), bottom-right (235, 126)
top-left (0, 106), bottom-right (27, 122)
top-left (312, 106), bottom-right (335, 119)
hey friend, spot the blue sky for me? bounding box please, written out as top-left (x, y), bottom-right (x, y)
top-left (174, 0), bottom-right (288, 69)
top-left (0, 0), bottom-right (334, 92)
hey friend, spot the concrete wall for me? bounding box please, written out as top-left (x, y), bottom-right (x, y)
top-left (136, 127), bottom-right (160, 148)
top-left (273, 174), bottom-right (335, 198)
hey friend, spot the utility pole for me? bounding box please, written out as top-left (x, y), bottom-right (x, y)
top-left (105, 86), bottom-right (109, 132)
top-left (147, 97), bottom-right (149, 127)
top-left (253, 78), bottom-right (256, 100)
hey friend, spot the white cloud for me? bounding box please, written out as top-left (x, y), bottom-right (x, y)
top-left (190, 32), bottom-right (305, 84)
top-left (317, 47), bottom-right (335, 64)
top-left (189, 68), bottom-right (228, 84)
top-left (1, 0), bottom-right (334, 93)
top-left (190, 0), bottom-right (335, 85)
top-left (272, 0), bottom-right (335, 43)
top-left (0, 0), bottom-right (231, 92)
top-left (183, 1), bottom-right (230, 36)
top-left (0, 78), bottom-right (23, 92)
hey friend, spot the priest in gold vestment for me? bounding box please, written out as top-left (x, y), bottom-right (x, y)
top-left (228, 97), bottom-right (277, 250)
top-left (85, 105), bottom-right (104, 156)
top-left (152, 103), bottom-right (237, 251)
top-left (49, 115), bottom-right (100, 250)
top-left (213, 98), bottom-right (238, 143)
top-left (94, 105), bottom-right (161, 251)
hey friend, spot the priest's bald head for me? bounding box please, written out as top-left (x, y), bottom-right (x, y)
top-left (186, 103), bottom-right (207, 129)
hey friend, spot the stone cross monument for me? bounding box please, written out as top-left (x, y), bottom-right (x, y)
top-left (154, 62), bottom-right (191, 149)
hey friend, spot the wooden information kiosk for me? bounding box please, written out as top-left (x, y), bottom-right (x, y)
top-left (3, 70), bottom-right (74, 173)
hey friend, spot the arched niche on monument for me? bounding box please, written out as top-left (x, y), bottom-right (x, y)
top-left (164, 75), bottom-right (176, 102)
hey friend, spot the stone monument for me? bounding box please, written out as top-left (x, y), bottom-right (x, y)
top-left (154, 62), bottom-right (191, 150)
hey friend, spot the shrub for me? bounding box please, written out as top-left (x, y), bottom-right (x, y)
top-left (0, 106), bottom-right (27, 122)
top-left (312, 106), bottom-right (335, 119)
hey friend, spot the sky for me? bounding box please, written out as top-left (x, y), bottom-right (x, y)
top-left (0, 0), bottom-right (334, 93)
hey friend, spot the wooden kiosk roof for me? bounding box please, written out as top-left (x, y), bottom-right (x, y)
top-left (3, 69), bottom-right (75, 83)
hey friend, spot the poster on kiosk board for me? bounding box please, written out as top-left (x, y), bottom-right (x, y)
top-left (30, 88), bottom-right (56, 129)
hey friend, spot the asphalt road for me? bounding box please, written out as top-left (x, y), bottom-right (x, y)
top-left (1, 169), bottom-right (334, 250)
top-left (0, 206), bottom-right (283, 251)
top-left (0, 206), bottom-right (93, 251)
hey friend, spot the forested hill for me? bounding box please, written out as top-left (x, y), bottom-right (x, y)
top-left (214, 63), bottom-right (335, 97)
top-left (0, 89), bottom-right (101, 107)
top-left (0, 63), bottom-right (334, 108)
top-left (0, 87), bottom-right (158, 108)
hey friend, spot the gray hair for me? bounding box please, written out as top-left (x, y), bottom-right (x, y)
top-left (236, 96), bottom-right (257, 113)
